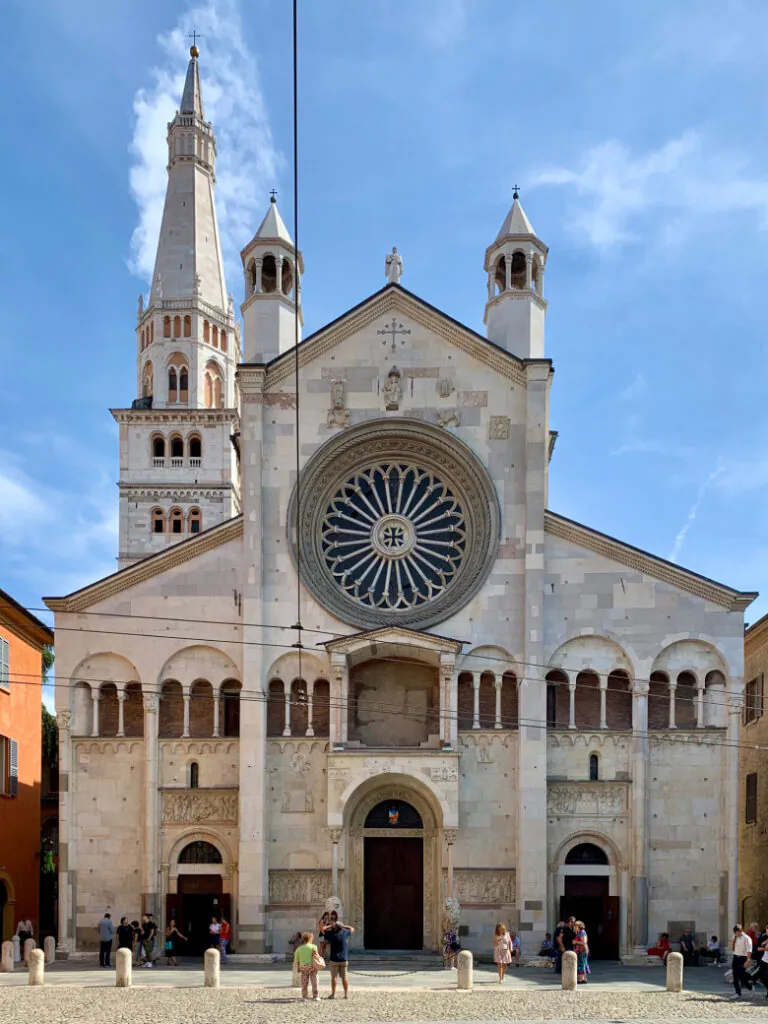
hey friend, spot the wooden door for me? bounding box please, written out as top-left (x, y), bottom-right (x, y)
top-left (364, 837), bottom-right (423, 949)
top-left (561, 876), bottom-right (619, 960)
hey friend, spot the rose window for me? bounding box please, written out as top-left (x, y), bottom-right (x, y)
top-left (289, 420), bottom-right (500, 630)
top-left (321, 464), bottom-right (467, 611)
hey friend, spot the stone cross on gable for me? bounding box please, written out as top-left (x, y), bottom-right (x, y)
top-left (377, 318), bottom-right (411, 353)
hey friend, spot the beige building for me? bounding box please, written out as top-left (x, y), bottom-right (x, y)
top-left (47, 48), bottom-right (756, 959)
top-left (738, 614), bottom-right (768, 927)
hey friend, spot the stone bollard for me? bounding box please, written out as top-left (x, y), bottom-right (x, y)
top-left (561, 950), bottom-right (577, 991)
top-left (666, 951), bottom-right (683, 992)
top-left (457, 949), bottom-right (473, 990)
top-left (43, 937), bottom-right (55, 964)
top-left (28, 949), bottom-right (44, 986)
top-left (204, 947), bottom-right (220, 988)
top-left (23, 938), bottom-right (36, 967)
top-left (116, 947), bottom-right (132, 988)
top-left (1, 941), bottom-right (13, 972)
top-left (291, 959), bottom-right (301, 988)
top-left (12, 935), bottom-right (20, 963)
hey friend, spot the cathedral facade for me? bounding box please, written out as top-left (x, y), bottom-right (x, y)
top-left (47, 49), bottom-right (755, 958)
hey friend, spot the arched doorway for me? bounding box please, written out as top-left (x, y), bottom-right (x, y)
top-left (167, 840), bottom-right (229, 955)
top-left (363, 800), bottom-right (423, 949)
top-left (559, 841), bottom-right (619, 960)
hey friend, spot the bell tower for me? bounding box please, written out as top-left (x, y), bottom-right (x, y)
top-left (240, 195), bottom-right (304, 363)
top-left (483, 190), bottom-right (548, 360)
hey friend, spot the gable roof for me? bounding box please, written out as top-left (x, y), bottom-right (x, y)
top-left (545, 509), bottom-right (757, 612)
top-left (44, 516), bottom-right (243, 614)
top-left (243, 283), bottom-right (551, 389)
top-left (0, 587), bottom-right (54, 649)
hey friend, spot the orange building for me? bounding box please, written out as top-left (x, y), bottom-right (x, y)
top-left (0, 587), bottom-right (53, 943)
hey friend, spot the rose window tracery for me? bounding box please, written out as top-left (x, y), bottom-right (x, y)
top-left (288, 420), bottom-right (500, 630)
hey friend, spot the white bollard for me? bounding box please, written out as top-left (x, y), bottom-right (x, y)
top-left (116, 947), bottom-right (132, 987)
top-left (23, 938), bottom-right (36, 967)
top-left (28, 948), bottom-right (44, 986)
top-left (1, 941), bottom-right (13, 972)
top-left (204, 947), bottom-right (220, 988)
top-left (457, 949), bottom-right (473, 990)
top-left (561, 950), bottom-right (577, 991)
top-left (43, 937), bottom-right (55, 964)
top-left (12, 935), bottom-right (20, 963)
top-left (666, 951), bottom-right (683, 992)
top-left (291, 959), bottom-right (301, 988)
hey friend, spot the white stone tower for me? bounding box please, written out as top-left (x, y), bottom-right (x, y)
top-left (114, 45), bottom-right (241, 567)
top-left (240, 195), bottom-right (303, 363)
top-left (483, 190), bottom-right (548, 360)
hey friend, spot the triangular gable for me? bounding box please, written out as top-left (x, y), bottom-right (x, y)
top-left (44, 516), bottom-right (243, 613)
top-left (545, 510), bottom-right (756, 612)
top-left (261, 284), bottom-right (551, 389)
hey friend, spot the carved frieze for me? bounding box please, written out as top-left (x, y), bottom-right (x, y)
top-left (430, 765), bottom-right (458, 782)
top-left (436, 410), bottom-right (461, 428)
top-left (450, 869), bottom-right (515, 904)
top-left (161, 788), bottom-right (238, 825)
top-left (547, 783), bottom-right (627, 817)
top-left (269, 870), bottom-right (333, 905)
top-left (489, 415), bottom-right (510, 440)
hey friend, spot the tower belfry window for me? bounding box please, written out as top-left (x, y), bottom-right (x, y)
top-left (510, 252), bottom-right (526, 289)
top-left (262, 254), bottom-right (277, 293)
top-left (281, 258), bottom-right (294, 296)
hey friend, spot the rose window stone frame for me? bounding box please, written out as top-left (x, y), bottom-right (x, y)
top-left (287, 419), bottom-right (500, 630)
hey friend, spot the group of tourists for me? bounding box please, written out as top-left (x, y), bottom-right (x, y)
top-left (290, 911), bottom-right (355, 1001)
top-left (96, 911), bottom-right (231, 968)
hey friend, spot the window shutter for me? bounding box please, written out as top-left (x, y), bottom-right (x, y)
top-left (0, 639), bottom-right (8, 687)
top-left (9, 739), bottom-right (18, 796)
top-left (760, 674), bottom-right (765, 719)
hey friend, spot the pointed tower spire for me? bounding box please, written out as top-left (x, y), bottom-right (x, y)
top-left (483, 189), bottom-right (548, 360)
top-left (180, 44), bottom-right (204, 117)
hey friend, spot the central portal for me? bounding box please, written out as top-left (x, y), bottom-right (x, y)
top-left (363, 799), bottom-right (424, 949)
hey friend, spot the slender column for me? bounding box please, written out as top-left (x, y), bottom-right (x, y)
top-left (599, 681), bottom-right (607, 730)
top-left (117, 690), bottom-right (125, 738)
top-left (487, 273), bottom-right (494, 301)
top-left (445, 829), bottom-right (457, 897)
top-left (696, 683), bottom-right (705, 728)
top-left (56, 711), bottom-right (73, 952)
top-left (212, 687), bottom-right (220, 738)
top-left (277, 256), bottom-right (285, 293)
top-left (504, 253), bottom-right (512, 291)
top-left (538, 264), bottom-right (545, 298)
top-left (494, 678), bottom-right (503, 729)
top-left (668, 681), bottom-right (677, 729)
top-left (341, 662), bottom-right (349, 743)
top-left (525, 252), bottom-right (533, 289)
top-left (329, 828), bottom-right (343, 897)
top-left (568, 681), bottom-right (576, 730)
top-left (330, 655), bottom-right (346, 746)
top-left (182, 691), bottom-right (190, 738)
top-left (283, 686), bottom-right (291, 737)
top-left (91, 691), bottom-right (99, 738)
top-left (306, 679), bottom-right (315, 737)
top-left (472, 672), bottom-right (481, 729)
top-left (143, 693), bottom-right (160, 920)
top-left (254, 258), bottom-right (263, 293)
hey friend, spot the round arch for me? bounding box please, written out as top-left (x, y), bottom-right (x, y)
top-left (265, 651), bottom-right (329, 685)
top-left (159, 645), bottom-right (240, 690)
top-left (458, 644), bottom-right (520, 678)
top-left (0, 869), bottom-right (15, 945)
top-left (337, 769), bottom-right (452, 830)
top-left (651, 638), bottom-right (729, 682)
top-left (547, 633), bottom-right (636, 681)
top-left (552, 829), bottom-right (623, 871)
top-left (166, 828), bottom-right (234, 875)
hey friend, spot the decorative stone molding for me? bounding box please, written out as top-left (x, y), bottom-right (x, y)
top-left (74, 740), bottom-right (144, 756)
top-left (489, 415), bottom-right (510, 440)
top-left (444, 828), bottom-right (458, 845)
top-left (547, 782), bottom-right (628, 817)
top-left (364, 758), bottom-right (391, 775)
top-left (436, 409), bottom-right (460, 428)
top-left (161, 788), bottom-right (238, 825)
top-left (649, 731), bottom-right (725, 748)
top-left (430, 766), bottom-right (458, 782)
top-left (328, 828), bottom-right (344, 844)
top-left (57, 711), bottom-right (72, 730)
top-left (162, 740), bottom-right (239, 756)
top-left (267, 740), bottom-right (330, 756)
top-left (547, 732), bottom-right (628, 750)
top-left (269, 870), bottom-right (333, 905)
top-left (287, 419), bottom-right (500, 630)
top-left (450, 869), bottom-right (515, 905)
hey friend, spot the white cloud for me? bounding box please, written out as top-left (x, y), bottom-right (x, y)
top-left (532, 131), bottom-right (768, 250)
top-left (668, 462), bottom-right (725, 564)
top-left (618, 372), bottom-right (646, 404)
top-left (129, 0), bottom-right (281, 288)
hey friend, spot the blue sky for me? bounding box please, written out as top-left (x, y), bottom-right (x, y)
top-left (4, 0), bottom-right (768, 632)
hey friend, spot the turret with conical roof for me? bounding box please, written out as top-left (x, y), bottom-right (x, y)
top-left (483, 191), bottom-right (548, 360)
top-left (240, 194), bottom-right (304, 363)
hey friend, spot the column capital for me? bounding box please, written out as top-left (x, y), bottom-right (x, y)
top-left (328, 827), bottom-right (344, 845)
top-left (144, 693), bottom-right (160, 714)
top-left (444, 827), bottom-right (458, 846)
top-left (56, 710), bottom-right (71, 731)
top-left (472, 672), bottom-right (481, 689)
top-left (493, 677), bottom-right (503, 691)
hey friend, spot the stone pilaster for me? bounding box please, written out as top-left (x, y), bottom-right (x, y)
top-left (630, 683), bottom-right (649, 952)
top-left (143, 692), bottom-right (160, 918)
top-left (56, 711), bottom-right (74, 952)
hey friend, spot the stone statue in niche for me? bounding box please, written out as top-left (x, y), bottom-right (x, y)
top-left (437, 410), bottom-right (460, 428)
top-left (137, 294), bottom-right (144, 320)
top-left (437, 378), bottom-right (454, 399)
top-left (383, 368), bottom-right (403, 411)
top-left (489, 415), bottom-right (510, 440)
top-left (154, 274), bottom-right (163, 299)
top-left (385, 246), bottom-right (403, 284)
top-left (327, 378), bottom-right (349, 428)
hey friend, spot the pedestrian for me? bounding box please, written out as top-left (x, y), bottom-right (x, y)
top-left (317, 912), bottom-right (331, 960)
top-left (326, 919), bottom-right (355, 999)
top-left (748, 922), bottom-right (760, 948)
top-left (510, 929), bottom-right (521, 967)
top-left (730, 923), bottom-right (753, 1000)
top-left (141, 913), bottom-right (157, 967)
top-left (757, 929), bottom-right (768, 997)
top-left (98, 912), bottom-right (115, 968)
top-left (116, 916), bottom-right (134, 956)
top-left (293, 930), bottom-right (322, 1001)
top-left (493, 922), bottom-right (512, 983)
top-left (132, 919), bottom-right (143, 965)
top-left (15, 915), bottom-right (34, 953)
top-left (574, 920), bottom-right (590, 983)
top-left (553, 919), bottom-right (565, 973)
top-left (219, 915), bottom-right (231, 963)
top-left (164, 918), bottom-right (187, 967)
top-left (442, 920), bottom-right (459, 970)
top-left (679, 927), bottom-right (698, 967)
top-left (208, 915), bottom-right (221, 950)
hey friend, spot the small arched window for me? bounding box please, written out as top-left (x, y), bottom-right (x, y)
top-left (179, 368), bottom-right (189, 400)
top-left (188, 508), bottom-right (202, 534)
top-left (281, 258), bottom-right (294, 296)
top-left (203, 320), bottom-right (210, 342)
top-left (220, 330), bottom-right (227, 353)
top-left (494, 255), bottom-right (506, 294)
top-left (142, 361), bottom-right (153, 399)
top-left (589, 753), bottom-right (599, 781)
top-left (170, 436), bottom-right (183, 459)
top-left (173, 315), bottom-right (181, 337)
top-left (178, 841), bottom-right (222, 864)
top-left (189, 762), bottom-right (199, 788)
top-left (189, 435), bottom-right (202, 460)
top-left (262, 254), bottom-right (277, 293)
top-left (170, 507), bottom-right (184, 534)
top-left (212, 325), bottom-right (219, 348)
top-left (151, 508), bottom-right (165, 534)
top-left (152, 436), bottom-right (165, 459)
top-left (163, 316), bottom-right (171, 339)
top-left (168, 368), bottom-right (178, 398)
top-left (183, 315), bottom-right (192, 338)
top-left (204, 362), bottom-right (224, 410)
top-left (150, 322), bottom-right (154, 343)
top-left (140, 328), bottom-right (145, 350)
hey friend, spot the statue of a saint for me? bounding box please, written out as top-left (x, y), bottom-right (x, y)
top-left (154, 273), bottom-right (163, 299)
top-left (228, 293), bottom-right (235, 317)
top-left (327, 379), bottom-right (349, 428)
top-left (137, 294), bottom-right (144, 319)
top-left (385, 247), bottom-right (403, 285)
top-left (383, 367), bottom-right (403, 410)
top-left (331, 379), bottom-right (345, 410)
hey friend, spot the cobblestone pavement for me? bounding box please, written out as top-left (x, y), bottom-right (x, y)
top-left (3, 986), bottom-right (768, 1024)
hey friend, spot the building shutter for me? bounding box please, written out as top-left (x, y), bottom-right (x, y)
top-left (8, 739), bottom-right (18, 796)
top-left (0, 638), bottom-right (8, 687)
top-left (760, 673), bottom-right (765, 719)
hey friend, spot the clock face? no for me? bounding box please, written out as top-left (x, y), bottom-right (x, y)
top-left (288, 419), bottom-right (501, 631)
